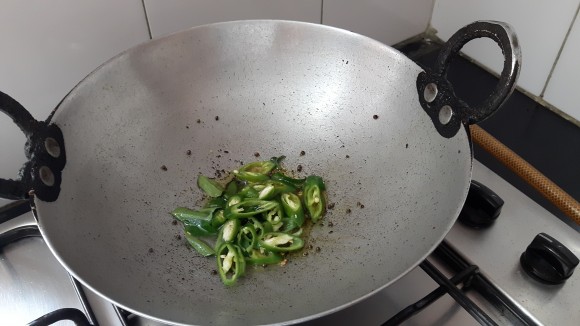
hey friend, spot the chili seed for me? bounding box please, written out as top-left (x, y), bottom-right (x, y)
top-left (300, 150), bottom-right (306, 156)
top-left (161, 165), bottom-right (167, 171)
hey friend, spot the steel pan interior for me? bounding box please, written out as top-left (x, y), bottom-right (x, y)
top-left (34, 21), bottom-right (472, 325)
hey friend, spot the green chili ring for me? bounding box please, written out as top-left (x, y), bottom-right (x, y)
top-left (258, 232), bottom-right (304, 252)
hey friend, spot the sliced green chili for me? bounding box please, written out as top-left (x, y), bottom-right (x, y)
top-left (281, 192), bottom-right (305, 227)
top-left (216, 243), bottom-right (245, 286)
top-left (248, 217), bottom-right (271, 237)
top-left (246, 249), bottom-right (283, 265)
top-left (224, 180), bottom-right (239, 197)
top-left (205, 196), bottom-right (227, 209)
top-left (174, 155), bottom-right (327, 286)
top-left (233, 160), bottom-right (276, 182)
top-left (303, 175), bottom-right (326, 223)
top-left (237, 224), bottom-right (257, 252)
top-left (271, 172), bottom-right (305, 188)
top-left (259, 232), bottom-right (304, 252)
top-left (172, 207), bottom-right (218, 236)
top-left (224, 200), bottom-right (279, 219)
top-left (210, 209), bottom-right (226, 228)
top-left (238, 185), bottom-right (260, 199)
top-left (197, 175), bottom-right (224, 197)
top-left (185, 232), bottom-right (215, 257)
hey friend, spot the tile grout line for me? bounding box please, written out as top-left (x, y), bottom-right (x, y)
top-left (320, 0), bottom-right (324, 24)
top-left (540, 2), bottom-right (580, 97)
top-left (141, 0), bottom-right (153, 40)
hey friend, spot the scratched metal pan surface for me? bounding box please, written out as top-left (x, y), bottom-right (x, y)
top-left (24, 20), bottom-right (515, 325)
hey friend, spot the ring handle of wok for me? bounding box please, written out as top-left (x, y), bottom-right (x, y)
top-left (417, 20), bottom-right (522, 138)
top-left (0, 90), bottom-right (65, 201)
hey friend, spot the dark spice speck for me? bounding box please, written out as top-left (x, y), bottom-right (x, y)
top-left (373, 114), bottom-right (379, 120)
top-left (254, 152), bottom-right (260, 157)
top-left (196, 119), bottom-right (201, 123)
top-left (346, 208), bottom-right (352, 214)
top-left (327, 203), bottom-right (335, 210)
top-left (171, 220), bottom-right (178, 225)
top-left (300, 150), bottom-right (306, 156)
top-left (148, 248), bottom-right (154, 253)
top-left (345, 155), bottom-right (350, 158)
top-left (175, 234), bottom-right (182, 240)
top-left (297, 164), bottom-right (303, 172)
top-left (315, 247), bottom-right (321, 252)
top-left (215, 116), bottom-right (219, 121)
top-left (161, 165), bottom-right (167, 171)
top-left (211, 269), bottom-right (218, 275)
top-left (186, 150), bottom-right (192, 155)
top-left (406, 144), bottom-right (409, 149)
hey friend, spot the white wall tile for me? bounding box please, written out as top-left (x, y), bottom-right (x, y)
top-left (431, 0), bottom-right (579, 96)
top-left (543, 16), bottom-right (580, 121)
top-left (144, 0), bottom-right (322, 38)
top-left (323, 0), bottom-right (434, 45)
top-left (0, 1), bottom-right (149, 191)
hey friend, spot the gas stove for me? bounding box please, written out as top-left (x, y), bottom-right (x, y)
top-left (2, 159), bottom-right (578, 325)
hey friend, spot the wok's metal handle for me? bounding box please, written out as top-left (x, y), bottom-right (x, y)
top-left (0, 90), bottom-right (65, 202)
top-left (417, 21), bottom-right (522, 138)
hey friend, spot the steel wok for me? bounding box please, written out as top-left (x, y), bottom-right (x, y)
top-left (0, 20), bottom-right (520, 325)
